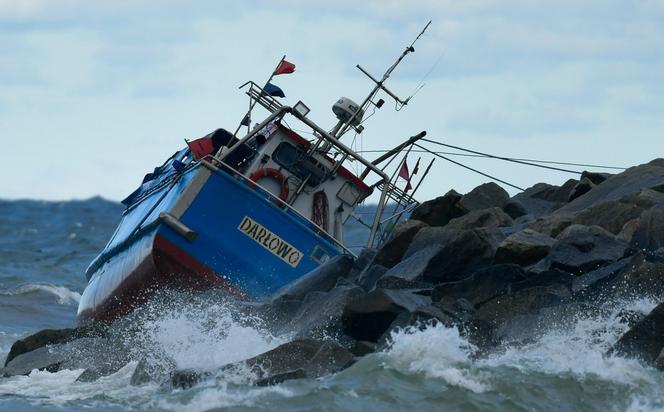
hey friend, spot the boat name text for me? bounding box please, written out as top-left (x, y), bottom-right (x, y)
top-left (238, 216), bottom-right (303, 268)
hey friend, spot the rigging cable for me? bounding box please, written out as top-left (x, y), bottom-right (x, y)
top-left (413, 143), bottom-right (525, 191)
top-left (421, 138), bottom-right (582, 175)
top-left (356, 149), bottom-right (625, 171)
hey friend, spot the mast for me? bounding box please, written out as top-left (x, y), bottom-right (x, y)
top-left (332, 21), bottom-right (431, 139)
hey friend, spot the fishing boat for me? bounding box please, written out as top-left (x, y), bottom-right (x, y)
top-left (77, 23), bottom-right (434, 323)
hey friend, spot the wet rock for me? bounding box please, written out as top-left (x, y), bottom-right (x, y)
top-left (357, 264), bottom-right (389, 291)
top-left (77, 360), bottom-right (129, 383)
top-left (475, 284), bottom-right (572, 325)
top-left (495, 229), bottom-right (555, 266)
top-left (402, 226), bottom-right (457, 258)
top-left (349, 340), bottom-right (377, 357)
top-left (380, 243), bottom-right (443, 283)
top-left (273, 255), bottom-right (354, 301)
top-left (571, 258), bottom-right (631, 294)
top-left (171, 368), bottom-right (207, 389)
top-left (409, 190), bottom-right (465, 227)
top-left (609, 253), bottom-right (664, 299)
top-left (444, 207), bottom-right (513, 231)
top-left (1, 345), bottom-right (66, 377)
top-left (568, 177), bottom-right (596, 202)
top-left (630, 208), bottom-right (664, 254)
top-left (4, 324), bottom-right (104, 366)
top-left (374, 220), bottom-right (428, 268)
top-left (458, 182), bottom-right (510, 212)
top-left (246, 339), bottom-right (355, 384)
top-left (346, 248), bottom-right (377, 280)
top-left (284, 285), bottom-right (363, 340)
top-left (656, 348), bottom-right (664, 370)
top-left (502, 199), bottom-right (528, 219)
top-left (547, 224), bottom-right (628, 275)
top-left (342, 288), bottom-right (431, 342)
top-left (611, 302), bottom-right (664, 366)
top-left (421, 228), bottom-right (504, 283)
top-left (432, 264), bottom-right (528, 307)
top-left (376, 276), bottom-right (432, 290)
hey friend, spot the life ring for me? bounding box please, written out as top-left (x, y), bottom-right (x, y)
top-left (249, 167), bottom-right (289, 202)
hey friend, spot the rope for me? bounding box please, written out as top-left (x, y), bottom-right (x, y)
top-left (421, 138), bottom-right (581, 174)
top-left (357, 149), bottom-right (625, 171)
top-left (414, 143), bottom-right (525, 191)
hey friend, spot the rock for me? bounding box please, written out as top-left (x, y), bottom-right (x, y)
top-left (357, 264), bottom-right (389, 291)
top-left (568, 177), bottom-right (596, 202)
top-left (409, 190), bottom-right (465, 227)
top-left (557, 160), bottom-right (664, 214)
top-left (76, 360), bottom-right (128, 383)
top-left (381, 243), bottom-right (444, 282)
top-left (246, 339), bottom-right (355, 384)
top-left (342, 289), bottom-right (431, 342)
top-left (272, 255), bottom-right (354, 301)
top-left (619, 218), bottom-right (640, 241)
top-left (475, 284), bottom-right (572, 325)
top-left (4, 324), bottom-right (104, 366)
top-left (444, 207), bottom-right (514, 231)
top-left (402, 226), bottom-right (458, 258)
top-left (1, 345), bottom-right (66, 377)
top-left (547, 224), bottom-right (628, 275)
top-left (502, 199), bottom-right (528, 219)
top-left (458, 182), bottom-right (510, 212)
top-left (611, 302), bottom-right (664, 366)
top-left (656, 348), bottom-right (664, 370)
top-left (374, 220), bottom-right (428, 268)
top-left (375, 276), bottom-right (432, 290)
top-left (512, 184), bottom-right (561, 218)
top-left (630, 208), bottom-right (664, 253)
top-left (171, 368), bottom-right (207, 389)
top-left (569, 189), bottom-right (664, 235)
top-left (571, 258), bottom-right (631, 294)
top-left (531, 179), bottom-right (579, 203)
top-left (283, 285), bottom-right (364, 340)
top-left (608, 253), bottom-right (664, 299)
top-left (421, 228), bottom-right (504, 283)
top-left (432, 264), bottom-right (528, 307)
top-left (495, 229), bottom-right (555, 266)
top-left (581, 171), bottom-right (612, 185)
top-left (346, 248), bottom-right (377, 281)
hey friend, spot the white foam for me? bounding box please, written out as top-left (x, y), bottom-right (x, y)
top-left (0, 283), bottom-right (81, 305)
top-left (132, 301), bottom-right (286, 372)
top-left (384, 323), bottom-right (488, 393)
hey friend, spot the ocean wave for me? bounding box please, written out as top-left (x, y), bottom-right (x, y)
top-left (383, 323), bottom-right (488, 393)
top-left (0, 284), bottom-right (81, 305)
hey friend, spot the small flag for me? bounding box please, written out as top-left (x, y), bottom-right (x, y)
top-left (273, 59), bottom-right (295, 75)
top-left (398, 158), bottom-right (413, 193)
top-left (413, 157), bottom-right (421, 175)
top-left (263, 82), bottom-right (285, 98)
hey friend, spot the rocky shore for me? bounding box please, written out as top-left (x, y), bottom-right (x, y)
top-left (3, 159), bottom-right (664, 388)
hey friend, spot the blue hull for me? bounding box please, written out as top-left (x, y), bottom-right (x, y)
top-left (77, 161), bottom-right (344, 322)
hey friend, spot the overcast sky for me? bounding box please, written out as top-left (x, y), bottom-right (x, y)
top-left (2, 0), bottom-right (663, 202)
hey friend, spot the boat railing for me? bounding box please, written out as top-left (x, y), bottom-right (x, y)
top-left (243, 81), bottom-right (283, 114)
top-left (200, 156), bottom-right (357, 257)
top-left (218, 105), bottom-right (392, 247)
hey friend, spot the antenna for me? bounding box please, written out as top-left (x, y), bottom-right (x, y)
top-left (332, 20), bottom-right (432, 139)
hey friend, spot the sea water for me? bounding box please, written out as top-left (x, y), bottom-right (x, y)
top-left (1, 198), bottom-right (663, 412)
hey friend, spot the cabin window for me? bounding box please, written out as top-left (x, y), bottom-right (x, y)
top-left (272, 142), bottom-right (327, 187)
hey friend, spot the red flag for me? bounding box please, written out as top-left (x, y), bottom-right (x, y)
top-left (398, 159), bottom-right (413, 193)
top-left (273, 60), bottom-right (295, 75)
top-left (413, 157), bottom-right (421, 175)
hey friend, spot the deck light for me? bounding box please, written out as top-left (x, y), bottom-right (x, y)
top-left (294, 101), bottom-right (310, 117)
